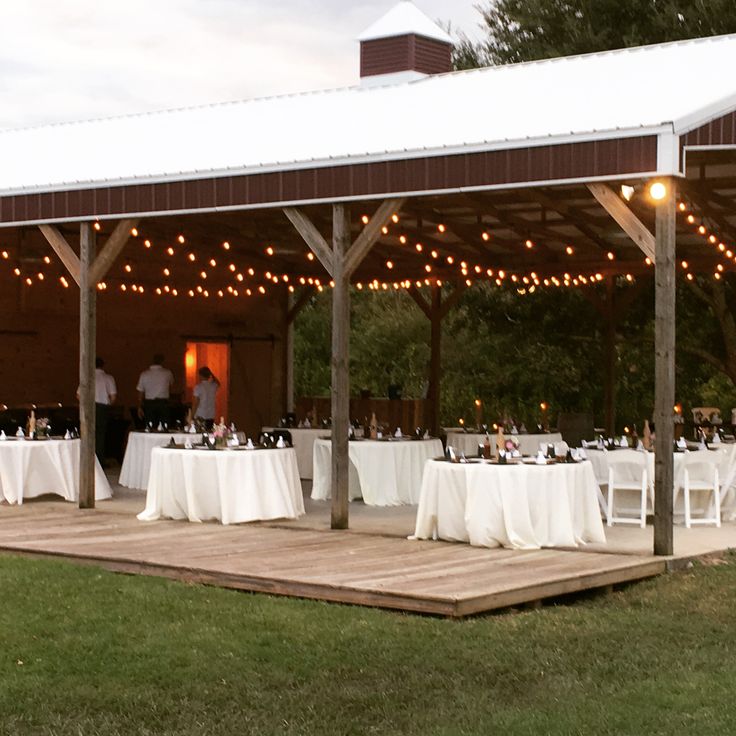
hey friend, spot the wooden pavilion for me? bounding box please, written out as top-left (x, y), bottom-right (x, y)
top-left (2, 2), bottom-right (736, 557)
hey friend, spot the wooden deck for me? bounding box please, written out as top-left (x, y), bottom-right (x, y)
top-left (0, 501), bottom-right (667, 617)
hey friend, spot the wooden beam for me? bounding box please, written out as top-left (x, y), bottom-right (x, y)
top-left (330, 204), bottom-right (351, 530)
top-left (283, 208), bottom-right (334, 276)
top-left (38, 225), bottom-right (81, 286)
top-left (78, 223), bottom-right (96, 509)
top-left (407, 288), bottom-right (431, 319)
top-left (286, 288), bottom-right (312, 325)
top-left (653, 178), bottom-right (676, 557)
top-left (88, 218), bottom-right (139, 285)
top-left (587, 183), bottom-right (656, 261)
top-left (344, 197), bottom-right (406, 277)
top-left (428, 285), bottom-right (442, 437)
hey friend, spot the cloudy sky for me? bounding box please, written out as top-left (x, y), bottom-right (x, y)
top-left (0, 0), bottom-right (483, 130)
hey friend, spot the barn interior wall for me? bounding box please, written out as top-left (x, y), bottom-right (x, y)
top-left (0, 281), bottom-right (287, 438)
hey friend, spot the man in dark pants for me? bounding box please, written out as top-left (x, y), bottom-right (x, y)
top-left (78, 357), bottom-right (117, 461)
top-left (136, 354), bottom-right (174, 428)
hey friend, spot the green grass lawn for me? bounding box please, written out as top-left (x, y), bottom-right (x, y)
top-left (0, 554), bottom-right (734, 736)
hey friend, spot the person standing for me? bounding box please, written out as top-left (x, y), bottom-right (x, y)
top-left (192, 366), bottom-right (220, 430)
top-left (136, 354), bottom-right (174, 427)
top-left (77, 357), bottom-right (117, 461)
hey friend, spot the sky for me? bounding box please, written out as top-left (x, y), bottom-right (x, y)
top-left (0, 0), bottom-right (483, 130)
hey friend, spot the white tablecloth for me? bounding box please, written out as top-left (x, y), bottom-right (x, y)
top-left (138, 446), bottom-right (304, 524)
top-left (312, 437), bottom-right (444, 506)
top-left (120, 432), bottom-right (199, 490)
top-left (444, 430), bottom-right (563, 457)
top-left (0, 438), bottom-right (112, 504)
top-left (413, 459), bottom-right (605, 549)
top-left (262, 427), bottom-right (330, 480)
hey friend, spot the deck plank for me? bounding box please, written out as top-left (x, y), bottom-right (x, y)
top-left (0, 504), bottom-right (666, 617)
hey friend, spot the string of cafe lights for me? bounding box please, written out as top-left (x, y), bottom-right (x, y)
top-left (675, 199), bottom-right (736, 282)
top-left (19, 204), bottom-right (730, 298)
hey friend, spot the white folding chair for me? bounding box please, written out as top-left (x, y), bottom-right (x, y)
top-left (605, 450), bottom-right (651, 528)
top-left (676, 451), bottom-right (721, 528)
top-left (715, 445), bottom-right (736, 521)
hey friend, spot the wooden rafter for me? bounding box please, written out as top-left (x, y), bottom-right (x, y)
top-left (88, 218), bottom-right (139, 285)
top-left (38, 225), bottom-right (81, 285)
top-left (39, 219), bottom-right (139, 287)
top-left (587, 184), bottom-right (656, 261)
top-left (282, 208), bottom-right (334, 275)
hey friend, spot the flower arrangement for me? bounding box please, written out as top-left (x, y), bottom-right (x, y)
top-left (35, 417), bottom-right (51, 438)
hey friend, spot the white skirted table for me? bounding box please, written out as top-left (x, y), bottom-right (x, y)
top-left (119, 431), bottom-right (194, 490)
top-left (138, 446), bottom-right (304, 524)
top-left (0, 438), bottom-right (112, 505)
top-left (312, 437), bottom-right (444, 506)
top-left (413, 459), bottom-right (605, 549)
top-left (444, 430), bottom-right (563, 458)
top-left (261, 427), bottom-right (330, 480)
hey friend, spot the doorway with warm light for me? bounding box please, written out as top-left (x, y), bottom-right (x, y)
top-left (185, 341), bottom-right (230, 422)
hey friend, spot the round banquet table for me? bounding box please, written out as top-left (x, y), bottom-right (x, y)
top-left (0, 438), bottom-right (112, 505)
top-left (413, 459), bottom-right (606, 549)
top-left (119, 431), bottom-right (195, 490)
top-left (261, 427), bottom-right (330, 480)
top-left (444, 430), bottom-right (563, 458)
top-left (312, 437), bottom-right (444, 506)
top-left (138, 446), bottom-right (305, 524)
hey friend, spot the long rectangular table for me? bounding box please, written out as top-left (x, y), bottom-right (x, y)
top-left (312, 437), bottom-right (444, 506)
top-left (413, 459), bottom-right (605, 549)
top-left (138, 446), bottom-right (304, 524)
top-left (0, 438), bottom-right (112, 504)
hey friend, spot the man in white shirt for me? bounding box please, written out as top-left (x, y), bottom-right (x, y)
top-left (77, 357), bottom-right (117, 461)
top-left (136, 354), bottom-right (174, 428)
top-left (192, 366), bottom-right (220, 430)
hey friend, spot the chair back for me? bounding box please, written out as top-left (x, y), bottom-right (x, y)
top-left (682, 450), bottom-right (720, 484)
top-left (606, 449), bottom-right (647, 485)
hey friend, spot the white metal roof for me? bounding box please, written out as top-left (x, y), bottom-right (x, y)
top-left (357, 1), bottom-right (453, 44)
top-left (1, 33), bottom-right (736, 196)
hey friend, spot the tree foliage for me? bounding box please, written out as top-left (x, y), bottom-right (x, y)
top-left (294, 1), bottom-right (736, 430)
top-left (453, 0), bottom-right (736, 68)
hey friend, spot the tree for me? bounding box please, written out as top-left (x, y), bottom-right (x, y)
top-left (449, 0), bottom-right (736, 423)
top-left (453, 0), bottom-right (736, 69)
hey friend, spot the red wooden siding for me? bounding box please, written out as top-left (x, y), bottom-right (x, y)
top-left (360, 34), bottom-right (451, 77)
top-left (0, 135), bottom-right (658, 225)
top-left (681, 110), bottom-right (736, 147)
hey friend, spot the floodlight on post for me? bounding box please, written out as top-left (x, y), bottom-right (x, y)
top-left (649, 181), bottom-right (668, 202)
top-left (620, 184), bottom-right (635, 202)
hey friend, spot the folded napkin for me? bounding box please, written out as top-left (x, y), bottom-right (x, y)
top-left (276, 436), bottom-right (286, 448)
top-left (15, 427), bottom-right (24, 438)
top-left (394, 428), bottom-right (402, 438)
top-left (64, 430), bottom-right (71, 440)
top-left (245, 439), bottom-right (255, 450)
top-left (0, 430), bottom-right (6, 441)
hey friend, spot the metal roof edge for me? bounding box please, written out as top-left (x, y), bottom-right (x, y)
top-left (673, 93), bottom-right (736, 135)
top-left (0, 125), bottom-right (670, 199)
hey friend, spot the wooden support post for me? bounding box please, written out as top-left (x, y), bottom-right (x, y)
top-left (428, 285), bottom-right (442, 437)
top-left (285, 294), bottom-right (295, 415)
top-left (78, 223), bottom-right (96, 509)
top-left (283, 198), bottom-right (405, 529)
top-left (654, 179), bottom-right (676, 556)
top-left (331, 204), bottom-right (351, 530)
top-left (604, 280), bottom-right (616, 436)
